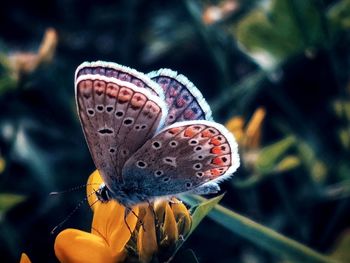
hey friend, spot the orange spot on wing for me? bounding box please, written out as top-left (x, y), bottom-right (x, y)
top-left (168, 127), bottom-right (182, 135)
top-left (212, 157), bottom-right (223, 165)
top-left (122, 89), bottom-right (130, 96)
top-left (201, 130), bottom-right (212, 138)
top-left (131, 93), bottom-right (146, 109)
top-left (79, 80), bottom-right (93, 98)
top-left (184, 127), bottom-right (196, 137)
top-left (145, 101), bottom-right (160, 114)
top-left (210, 138), bottom-right (221, 146)
top-left (211, 146), bottom-right (222, 154)
top-left (106, 83), bottom-right (119, 98)
top-left (79, 80), bottom-right (92, 90)
top-left (94, 80), bottom-right (106, 95)
top-left (118, 88), bottom-right (133, 102)
top-left (210, 169), bottom-right (221, 177)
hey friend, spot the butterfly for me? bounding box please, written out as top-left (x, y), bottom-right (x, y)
top-left (75, 61), bottom-right (240, 208)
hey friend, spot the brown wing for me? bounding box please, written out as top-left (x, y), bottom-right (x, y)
top-left (122, 120), bottom-right (239, 198)
top-left (76, 73), bottom-right (167, 191)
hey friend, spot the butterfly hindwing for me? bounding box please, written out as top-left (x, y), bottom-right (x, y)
top-left (76, 73), bottom-right (167, 189)
top-left (148, 69), bottom-right (213, 126)
top-left (122, 120), bottom-right (239, 199)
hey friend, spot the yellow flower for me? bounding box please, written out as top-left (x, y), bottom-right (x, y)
top-left (55, 170), bottom-right (192, 263)
top-left (135, 197), bottom-right (192, 263)
top-left (55, 171), bottom-right (139, 263)
top-left (226, 107), bottom-right (266, 172)
top-left (19, 253), bottom-right (31, 263)
top-left (226, 107), bottom-right (266, 150)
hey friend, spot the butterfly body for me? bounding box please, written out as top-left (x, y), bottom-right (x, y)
top-left (76, 61), bottom-right (239, 207)
top-left (97, 183), bottom-right (150, 207)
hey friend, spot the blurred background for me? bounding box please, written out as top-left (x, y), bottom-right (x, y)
top-left (0, 0), bottom-right (349, 262)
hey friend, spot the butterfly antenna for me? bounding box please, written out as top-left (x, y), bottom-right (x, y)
top-left (88, 198), bottom-right (101, 210)
top-left (124, 215), bottom-right (133, 236)
top-left (49, 183), bottom-right (101, 196)
top-left (50, 188), bottom-right (99, 235)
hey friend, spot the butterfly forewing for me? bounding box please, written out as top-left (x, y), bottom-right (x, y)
top-left (76, 73), bottom-right (167, 190)
top-left (122, 120), bottom-right (239, 198)
top-left (76, 61), bottom-right (165, 98)
top-left (148, 69), bottom-right (213, 126)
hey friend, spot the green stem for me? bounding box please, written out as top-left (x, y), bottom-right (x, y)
top-left (182, 195), bottom-right (338, 263)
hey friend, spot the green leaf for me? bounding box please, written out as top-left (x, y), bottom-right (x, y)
top-left (171, 194), bottom-right (224, 258)
top-left (256, 136), bottom-right (296, 174)
top-left (330, 229), bottom-right (350, 262)
top-left (0, 194), bottom-right (26, 215)
top-left (274, 155), bottom-right (301, 173)
top-left (182, 195), bottom-right (337, 263)
top-left (233, 0), bottom-right (324, 69)
top-left (188, 194), bottom-right (224, 235)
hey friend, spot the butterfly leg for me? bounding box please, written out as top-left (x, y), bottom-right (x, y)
top-left (123, 208), bottom-right (133, 235)
top-left (189, 182), bottom-right (220, 195)
top-left (124, 206), bottom-right (145, 234)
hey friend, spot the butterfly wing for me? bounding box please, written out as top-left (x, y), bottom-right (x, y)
top-left (76, 61), bottom-right (165, 98)
top-left (75, 68), bottom-right (168, 191)
top-left (121, 120), bottom-right (239, 199)
top-left (148, 69), bottom-right (213, 126)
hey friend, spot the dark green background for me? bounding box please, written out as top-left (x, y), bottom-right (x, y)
top-left (0, 0), bottom-right (349, 262)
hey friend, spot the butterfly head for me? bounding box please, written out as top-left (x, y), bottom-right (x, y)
top-left (95, 183), bottom-right (112, 203)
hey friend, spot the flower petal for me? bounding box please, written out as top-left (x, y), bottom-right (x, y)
top-left (245, 107), bottom-right (266, 149)
top-left (91, 200), bottom-right (123, 239)
top-left (109, 206), bottom-right (139, 257)
top-left (225, 116), bottom-right (244, 143)
top-left (154, 199), bottom-right (166, 224)
top-left (160, 203), bottom-right (179, 247)
top-left (92, 200), bottom-right (139, 258)
top-left (19, 253), bottom-right (31, 263)
top-left (137, 206), bottom-right (158, 263)
top-left (170, 201), bottom-right (192, 236)
top-left (55, 228), bottom-right (117, 263)
top-left (86, 170), bottom-right (103, 211)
